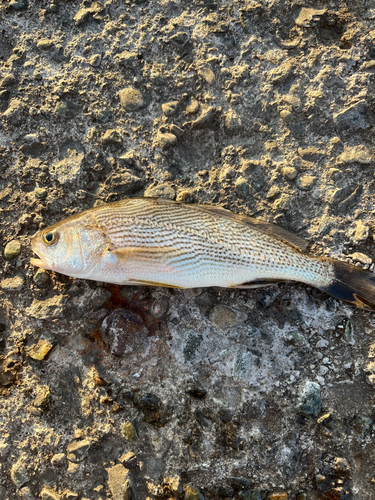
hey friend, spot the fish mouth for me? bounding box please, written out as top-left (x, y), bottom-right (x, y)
top-left (30, 256), bottom-right (52, 270)
top-left (30, 244), bottom-right (53, 271)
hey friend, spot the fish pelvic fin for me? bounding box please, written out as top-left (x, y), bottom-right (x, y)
top-left (319, 259), bottom-right (375, 311)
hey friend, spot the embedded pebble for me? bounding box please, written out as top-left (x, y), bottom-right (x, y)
top-left (1, 276), bottom-right (24, 291)
top-left (107, 464), bottom-right (137, 500)
top-left (281, 166), bottom-right (297, 181)
top-left (297, 175), bottom-right (315, 191)
top-left (4, 240), bottom-right (21, 260)
top-left (101, 129), bottom-right (122, 146)
top-left (154, 132), bottom-right (177, 150)
top-left (337, 145), bottom-right (372, 165)
top-left (273, 193), bottom-right (291, 210)
top-left (144, 184), bottom-right (176, 199)
top-left (119, 88), bottom-right (146, 111)
top-left (235, 177), bottom-right (249, 198)
top-left (121, 421), bottom-right (138, 441)
top-left (333, 100), bottom-right (371, 131)
top-left (11, 462), bottom-right (29, 488)
top-left (297, 382), bottom-right (321, 415)
top-left (33, 269), bottom-right (50, 287)
top-left (162, 101), bottom-right (179, 116)
top-left (354, 221), bottom-right (369, 242)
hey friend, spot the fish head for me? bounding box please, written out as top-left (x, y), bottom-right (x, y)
top-left (30, 213), bottom-right (108, 277)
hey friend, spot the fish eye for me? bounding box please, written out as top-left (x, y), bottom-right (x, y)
top-left (43, 230), bottom-right (59, 246)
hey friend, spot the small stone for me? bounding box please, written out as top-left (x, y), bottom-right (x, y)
top-left (176, 190), bottom-right (192, 203)
top-left (190, 107), bottom-right (215, 129)
top-left (37, 39), bottom-right (54, 50)
top-left (169, 32), bottom-right (189, 47)
top-left (333, 100), bottom-right (371, 131)
top-left (55, 101), bottom-right (80, 119)
top-left (266, 186), bottom-right (280, 199)
top-left (273, 193), bottom-right (291, 211)
top-left (268, 61), bottom-right (294, 84)
top-left (4, 240), bottom-right (21, 260)
top-left (0, 441), bottom-right (11, 458)
top-left (164, 476), bottom-right (183, 497)
top-left (210, 305), bottom-right (238, 329)
top-left (9, 0), bottom-right (28, 9)
top-left (103, 172), bottom-right (144, 196)
top-left (121, 421), bottom-right (138, 442)
top-left (107, 464), bottom-right (136, 500)
top-left (3, 98), bottom-right (23, 124)
top-left (33, 269), bottom-right (50, 287)
top-left (116, 51), bottom-right (138, 66)
top-left (297, 175), bottom-right (315, 191)
top-left (150, 296), bottom-right (169, 319)
top-left (280, 110), bottom-right (292, 122)
top-left (337, 145), bottom-right (372, 164)
top-left (185, 484), bottom-right (203, 500)
top-left (24, 338), bottom-right (54, 361)
top-left (0, 275), bottom-right (24, 291)
top-left (198, 67), bottom-right (215, 85)
top-left (119, 87), bottom-right (146, 111)
top-left (185, 97), bottom-right (199, 115)
top-left (268, 494), bottom-right (288, 500)
top-left (35, 187), bottom-right (47, 199)
top-left (235, 177), bottom-right (249, 198)
top-left (11, 462), bottom-right (29, 488)
top-left (224, 109), bottom-right (242, 135)
top-left (66, 440), bottom-right (90, 463)
top-left (162, 101), bottom-right (179, 116)
top-left (101, 129), bottom-right (122, 146)
top-left (297, 381), bottom-right (321, 415)
top-left (19, 487), bottom-right (34, 500)
top-left (26, 295), bottom-right (64, 319)
top-left (40, 487), bottom-right (60, 500)
top-left (34, 386), bottom-right (51, 411)
top-left (0, 74), bottom-right (16, 87)
top-left (348, 252), bottom-right (372, 266)
top-left (283, 329), bottom-right (306, 346)
top-left (295, 7), bottom-right (326, 27)
top-left (154, 132), bottom-right (177, 151)
top-left (282, 166), bottom-right (297, 180)
top-left (144, 184), bottom-right (176, 199)
top-left (89, 54), bottom-right (101, 67)
top-left (51, 453), bottom-right (66, 466)
top-left (354, 221), bottom-right (369, 242)
top-left (119, 452), bottom-right (137, 464)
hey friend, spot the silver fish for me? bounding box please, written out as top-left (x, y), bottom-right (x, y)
top-left (30, 197), bottom-right (375, 310)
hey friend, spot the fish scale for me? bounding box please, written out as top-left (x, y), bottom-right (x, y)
top-left (89, 198), bottom-right (333, 289)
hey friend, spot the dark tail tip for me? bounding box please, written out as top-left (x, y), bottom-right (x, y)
top-left (320, 260), bottom-right (375, 311)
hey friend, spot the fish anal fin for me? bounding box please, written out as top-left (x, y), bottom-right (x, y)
top-left (127, 279), bottom-right (185, 288)
top-left (231, 278), bottom-right (286, 289)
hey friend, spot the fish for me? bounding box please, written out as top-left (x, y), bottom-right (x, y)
top-left (30, 197), bottom-right (375, 310)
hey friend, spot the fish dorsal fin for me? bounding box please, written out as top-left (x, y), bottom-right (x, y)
top-left (170, 201), bottom-right (309, 253)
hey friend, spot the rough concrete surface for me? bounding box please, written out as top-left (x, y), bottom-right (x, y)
top-left (1, 0), bottom-right (375, 498)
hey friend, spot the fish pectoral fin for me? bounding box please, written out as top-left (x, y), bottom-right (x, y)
top-left (127, 279), bottom-right (185, 288)
top-left (109, 246), bottom-right (180, 264)
top-left (231, 278), bottom-right (286, 289)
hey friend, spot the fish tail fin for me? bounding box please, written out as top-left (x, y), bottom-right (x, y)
top-left (319, 259), bottom-right (375, 310)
